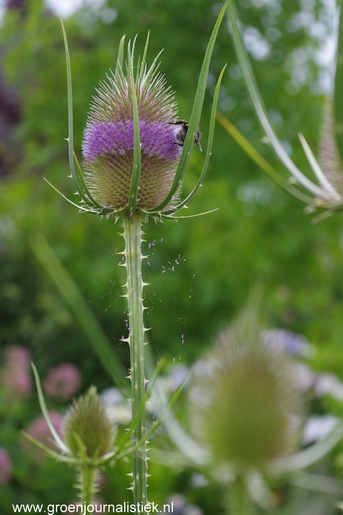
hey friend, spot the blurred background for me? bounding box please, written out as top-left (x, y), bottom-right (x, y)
top-left (1, 0), bottom-right (343, 513)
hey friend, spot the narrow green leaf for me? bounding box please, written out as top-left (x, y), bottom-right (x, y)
top-left (43, 178), bottom-right (92, 212)
top-left (144, 345), bottom-right (209, 465)
top-left (30, 234), bottom-right (129, 392)
top-left (162, 208), bottom-right (219, 220)
top-left (115, 368), bottom-right (194, 461)
top-left (334, 3), bottom-right (343, 162)
top-left (31, 363), bottom-right (69, 453)
top-left (61, 21), bottom-right (92, 206)
top-left (21, 431), bottom-right (77, 464)
top-left (216, 112), bottom-right (319, 206)
top-left (148, 3), bottom-right (227, 212)
top-left (127, 43), bottom-right (142, 215)
top-left (73, 151), bottom-right (106, 210)
top-left (163, 65), bottom-right (227, 215)
top-left (268, 423), bottom-right (343, 475)
top-left (290, 471), bottom-right (341, 496)
top-left (227, 0), bottom-right (330, 200)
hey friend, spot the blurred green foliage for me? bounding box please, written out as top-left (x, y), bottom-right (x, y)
top-left (1, 0), bottom-right (343, 513)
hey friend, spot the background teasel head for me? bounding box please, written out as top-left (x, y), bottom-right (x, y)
top-left (189, 307), bottom-right (305, 474)
top-left (53, 15), bottom-right (227, 220)
top-left (62, 386), bottom-right (116, 460)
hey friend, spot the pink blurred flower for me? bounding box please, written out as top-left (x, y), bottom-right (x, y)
top-left (5, 345), bottom-right (31, 368)
top-left (22, 411), bottom-right (63, 459)
top-left (26, 411), bottom-right (63, 442)
top-left (44, 363), bottom-right (81, 400)
top-left (0, 448), bottom-right (12, 484)
top-left (1, 345), bottom-right (32, 396)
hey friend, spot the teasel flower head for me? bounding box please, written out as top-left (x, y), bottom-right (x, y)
top-left (49, 15), bottom-right (227, 221)
top-left (62, 386), bottom-right (116, 460)
top-left (81, 42), bottom-right (181, 213)
top-left (189, 303), bottom-right (304, 474)
top-left (22, 365), bottom-right (119, 469)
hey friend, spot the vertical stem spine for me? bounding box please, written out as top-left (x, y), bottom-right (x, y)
top-left (123, 214), bottom-right (147, 505)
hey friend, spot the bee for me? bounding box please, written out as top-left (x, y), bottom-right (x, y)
top-left (169, 120), bottom-right (202, 152)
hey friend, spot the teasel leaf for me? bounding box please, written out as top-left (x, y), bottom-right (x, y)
top-left (126, 38), bottom-right (142, 215)
top-left (61, 21), bottom-right (94, 208)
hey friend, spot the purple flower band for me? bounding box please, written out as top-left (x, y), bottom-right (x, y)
top-left (82, 120), bottom-right (181, 162)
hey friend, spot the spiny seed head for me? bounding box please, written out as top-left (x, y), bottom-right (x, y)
top-left (189, 326), bottom-right (304, 474)
top-left (82, 42), bottom-right (181, 212)
top-left (62, 386), bottom-right (116, 460)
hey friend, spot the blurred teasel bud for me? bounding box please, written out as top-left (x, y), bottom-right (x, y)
top-left (27, 366), bottom-right (121, 504)
top-left (82, 41), bottom-right (181, 212)
top-left (62, 386), bottom-right (116, 460)
top-left (189, 317), bottom-right (304, 474)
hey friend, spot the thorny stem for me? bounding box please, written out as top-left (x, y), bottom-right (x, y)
top-left (228, 477), bottom-right (255, 515)
top-left (122, 214), bottom-right (147, 505)
top-left (80, 466), bottom-right (97, 506)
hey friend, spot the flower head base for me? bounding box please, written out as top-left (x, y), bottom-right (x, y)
top-left (82, 52), bottom-right (182, 212)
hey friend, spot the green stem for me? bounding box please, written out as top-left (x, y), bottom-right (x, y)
top-left (228, 477), bottom-right (255, 515)
top-left (123, 214), bottom-right (147, 505)
top-left (80, 466), bottom-right (96, 505)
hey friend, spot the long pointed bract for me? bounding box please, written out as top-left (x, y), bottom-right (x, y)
top-left (31, 363), bottom-right (69, 453)
top-left (163, 65), bottom-right (227, 215)
top-left (148, 3), bottom-right (227, 213)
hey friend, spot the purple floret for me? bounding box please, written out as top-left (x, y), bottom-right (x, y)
top-left (82, 120), bottom-right (181, 162)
